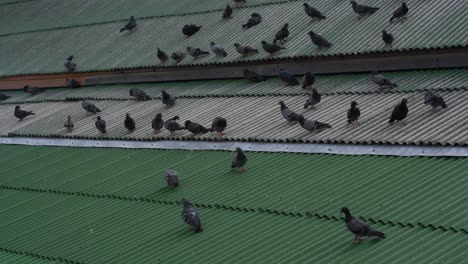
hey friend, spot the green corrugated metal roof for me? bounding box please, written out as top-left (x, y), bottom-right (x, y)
top-left (0, 144), bottom-right (467, 263)
top-left (0, 251), bottom-right (57, 264)
top-left (0, 0), bottom-right (467, 77)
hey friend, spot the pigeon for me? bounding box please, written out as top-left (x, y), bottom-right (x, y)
top-left (124, 113), bottom-right (136, 132)
top-left (341, 207), bottom-right (385, 243)
top-left (273, 23), bottom-right (289, 43)
top-left (211, 117), bottom-right (227, 136)
top-left (279, 101), bottom-right (301, 122)
top-left (14, 106), bottom-right (35, 121)
top-left (95, 116), bottom-right (107, 134)
top-left (302, 72), bottom-right (315, 89)
top-left (66, 78), bottom-right (81, 89)
top-left (261, 41), bottom-right (286, 55)
top-left (372, 71), bottom-right (398, 89)
top-left (424, 90), bottom-right (447, 109)
top-left (185, 120), bottom-right (211, 137)
top-left (223, 4), bottom-right (233, 19)
top-left (308, 31), bottom-right (332, 49)
top-left (171, 52), bottom-right (187, 64)
top-left (152, 113), bottom-right (164, 134)
top-left (165, 170), bottom-right (180, 187)
top-left (234, 43), bottom-right (258, 56)
top-left (210, 42), bottom-right (227, 58)
top-left (187, 47), bottom-right (210, 58)
top-left (350, 1), bottom-right (379, 16)
top-left (64, 115), bottom-right (74, 132)
top-left (390, 2), bottom-right (408, 22)
top-left (389, 98), bottom-right (408, 124)
top-left (181, 198), bottom-right (203, 233)
top-left (23, 85), bottom-right (44, 95)
top-left (244, 69), bottom-right (265, 82)
top-left (120, 16), bottom-right (136, 32)
top-left (303, 3), bottom-right (326, 20)
top-left (382, 30), bottom-right (394, 46)
top-left (231, 147), bottom-right (247, 173)
top-left (157, 48), bottom-right (169, 63)
top-left (164, 116), bottom-right (185, 135)
top-left (298, 115), bottom-right (331, 132)
top-left (64, 56), bottom-right (76, 72)
top-left (279, 68), bottom-right (300, 86)
top-left (161, 90), bottom-right (176, 106)
top-left (303, 89), bottom-right (321, 109)
top-left (0, 93), bottom-right (11, 101)
top-left (233, 0), bottom-right (245, 3)
top-left (182, 24), bottom-right (202, 37)
top-left (129, 88), bottom-right (151, 100)
top-left (347, 101), bottom-right (361, 124)
top-left (242, 13), bottom-right (262, 29)
top-left (81, 100), bottom-right (101, 115)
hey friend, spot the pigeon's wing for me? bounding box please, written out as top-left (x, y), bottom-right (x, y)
top-left (347, 218), bottom-right (370, 236)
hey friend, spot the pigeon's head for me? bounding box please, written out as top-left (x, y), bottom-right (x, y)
top-left (351, 101), bottom-right (358, 107)
top-left (97, 116), bottom-right (102, 120)
top-left (308, 31), bottom-right (316, 37)
top-left (402, 2), bottom-right (407, 7)
top-left (234, 43), bottom-right (240, 47)
top-left (340, 207), bottom-right (350, 214)
top-left (382, 30), bottom-right (387, 34)
top-left (23, 86), bottom-right (28, 92)
top-left (172, 115), bottom-right (179, 120)
top-left (161, 90), bottom-right (167, 95)
top-left (15, 105), bottom-right (20, 110)
top-left (130, 16), bottom-right (135, 19)
top-left (303, 3), bottom-right (309, 7)
top-left (129, 88), bottom-right (134, 96)
top-left (261, 41), bottom-right (267, 45)
top-left (236, 147), bottom-right (243, 153)
top-left (67, 56), bottom-right (74, 60)
top-left (67, 115), bottom-right (71, 120)
top-left (184, 120), bottom-right (192, 127)
top-left (297, 115), bottom-right (305, 123)
top-left (181, 197), bottom-right (191, 206)
top-left (350, 0), bottom-right (357, 5)
top-left (401, 98), bottom-right (408, 104)
top-left (126, 113), bottom-right (131, 118)
top-left (251, 13), bottom-right (260, 17)
top-left (186, 47), bottom-right (192, 51)
top-left (284, 23), bottom-right (289, 28)
top-left (210, 41), bottom-right (215, 46)
top-left (156, 113), bottom-right (162, 119)
top-left (278, 100), bottom-right (285, 106)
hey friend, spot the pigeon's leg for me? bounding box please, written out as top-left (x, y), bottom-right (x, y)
top-left (352, 236), bottom-right (361, 243)
top-left (153, 129), bottom-right (160, 134)
top-left (356, 120), bottom-right (361, 126)
top-left (238, 167), bottom-right (246, 173)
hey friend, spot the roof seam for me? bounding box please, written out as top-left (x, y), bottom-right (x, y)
top-left (0, 246), bottom-right (77, 263)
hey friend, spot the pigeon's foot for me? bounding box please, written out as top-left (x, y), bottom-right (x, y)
top-left (153, 129), bottom-right (160, 134)
top-left (238, 167), bottom-right (246, 173)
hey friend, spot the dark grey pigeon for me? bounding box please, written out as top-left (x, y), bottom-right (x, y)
top-left (164, 116), bottom-right (185, 135)
top-left (308, 31), bottom-right (332, 49)
top-left (279, 68), bottom-right (299, 86)
top-left (234, 43), bottom-right (258, 56)
top-left (171, 52), bottom-right (187, 64)
top-left (302, 72), bottom-right (315, 89)
top-left (233, 0), bottom-right (246, 3)
top-left (389, 98), bottom-right (408, 124)
top-left (350, 1), bottom-right (379, 16)
top-left (185, 120), bottom-right (211, 137)
top-left (242, 13), bottom-right (262, 29)
top-left (95, 116), bottom-right (107, 134)
top-left (298, 115), bottom-right (331, 132)
top-left (279, 101), bottom-right (301, 122)
top-left (66, 78), bottom-right (81, 89)
top-left (424, 90), bottom-right (447, 109)
top-left (64, 56), bottom-right (76, 72)
top-left (244, 69), bottom-right (265, 82)
top-left (129, 88), bottom-right (151, 100)
top-left (23, 85), bottom-right (44, 95)
top-left (211, 117), bottom-right (227, 136)
top-left (223, 4), bottom-right (233, 19)
top-left (124, 113), bottom-right (136, 132)
top-left (182, 24), bottom-right (202, 37)
top-left (187, 47), bottom-right (210, 58)
top-left (120, 16), bottom-right (136, 32)
top-left (341, 207), bottom-right (385, 243)
top-left (64, 115), bottom-right (74, 132)
top-left (165, 170), bottom-right (180, 187)
top-left (303, 3), bottom-right (326, 20)
top-left (14, 106), bottom-right (35, 121)
top-left (261, 41), bottom-right (286, 55)
top-left (81, 100), bottom-right (101, 115)
top-left (390, 2), bottom-right (408, 22)
top-left (161, 90), bottom-right (176, 106)
top-left (231, 147), bottom-right (247, 173)
top-left (304, 89), bottom-right (321, 109)
top-left (0, 94), bottom-right (11, 101)
top-left (382, 30), bottom-right (394, 46)
top-left (273, 23), bottom-right (289, 43)
top-left (157, 48), bottom-right (169, 63)
top-left (347, 101), bottom-right (361, 125)
top-left (152, 113), bottom-right (164, 134)
top-left (181, 198), bottom-right (203, 233)
top-left (372, 71), bottom-right (398, 89)
top-left (210, 42), bottom-right (227, 57)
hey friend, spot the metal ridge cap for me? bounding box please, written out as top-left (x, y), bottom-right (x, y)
top-left (1, 137), bottom-right (467, 157)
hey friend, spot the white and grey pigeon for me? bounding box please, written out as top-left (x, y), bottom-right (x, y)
top-left (81, 100), bottom-right (101, 114)
top-left (161, 90), bottom-right (176, 106)
top-left (181, 198), bottom-right (203, 233)
top-left (64, 56), bottom-right (76, 72)
top-left (341, 207), bottom-right (385, 243)
top-left (279, 68), bottom-right (300, 86)
top-left (297, 115), bottom-right (331, 132)
top-left (187, 47), bottom-right (210, 58)
top-left (302, 72), bottom-right (315, 89)
top-left (424, 90), bottom-right (447, 109)
top-left (152, 113), bottom-right (164, 134)
top-left (210, 42), bottom-right (227, 57)
top-left (23, 85), bottom-right (44, 95)
top-left (64, 115), bottom-right (74, 132)
top-left (165, 170), bottom-right (179, 187)
top-left (279, 101), bottom-right (301, 122)
top-left (304, 89), bottom-right (321, 109)
top-left (372, 71), bottom-right (398, 89)
top-left (66, 78), bottom-right (81, 89)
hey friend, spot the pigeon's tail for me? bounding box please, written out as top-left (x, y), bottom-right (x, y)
top-left (372, 230), bottom-right (385, 239)
top-left (120, 28), bottom-right (126, 32)
top-left (242, 24), bottom-right (248, 29)
top-left (388, 118), bottom-right (395, 124)
top-left (369, 7), bottom-right (379, 14)
top-left (221, 51), bottom-right (227, 57)
top-left (194, 225), bottom-right (203, 233)
top-left (441, 101), bottom-right (448, 109)
top-left (319, 122), bottom-right (332, 129)
top-left (318, 14), bottom-right (326, 19)
top-left (29, 112), bottom-right (35, 116)
top-left (389, 16), bottom-right (396, 23)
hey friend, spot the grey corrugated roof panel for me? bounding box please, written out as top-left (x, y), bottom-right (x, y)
top-left (0, 0), bottom-right (467, 77)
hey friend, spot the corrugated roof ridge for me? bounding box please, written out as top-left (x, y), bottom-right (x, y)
top-left (0, 0), bottom-right (35, 6)
top-left (0, 246), bottom-right (72, 263)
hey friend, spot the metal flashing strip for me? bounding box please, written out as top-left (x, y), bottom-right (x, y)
top-left (0, 137), bottom-right (467, 157)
